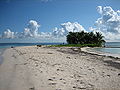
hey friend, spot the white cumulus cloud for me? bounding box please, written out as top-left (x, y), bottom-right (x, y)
top-left (2, 29), bottom-right (15, 39)
top-left (0, 21), bottom-right (85, 43)
top-left (23, 20), bottom-right (40, 38)
top-left (90, 6), bottom-right (120, 41)
top-left (53, 22), bottom-right (86, 37)
top-left (0, 20), bottom-right (42, 39)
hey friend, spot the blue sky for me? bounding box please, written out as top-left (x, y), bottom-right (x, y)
top-left (0, 0), bottom-right (120, 43)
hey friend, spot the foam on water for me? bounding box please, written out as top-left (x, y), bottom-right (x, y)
top-left (88, 42), bottom-right (120, 56)
top-left (82, 42), bottom-right (120, 58)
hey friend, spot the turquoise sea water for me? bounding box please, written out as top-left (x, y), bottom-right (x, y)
top-left (0, 42), bottom-right (120, 64)
top-left (94, 48), bottom-right (120, 54)
top-left (94, 42), bottom-right (120, 54)
top-left (0, 43), bottom-right (63, 49)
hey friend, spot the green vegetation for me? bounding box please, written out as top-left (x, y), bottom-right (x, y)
top-left (49, 31), bottom-right (105, 48)
top-left (67, 31), bottom-right (105, 47)
top-left (49, 44), bottom-right (99, 47)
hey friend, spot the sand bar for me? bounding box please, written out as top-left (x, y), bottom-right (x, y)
top-left (0, 46), bottom-right (120, 90)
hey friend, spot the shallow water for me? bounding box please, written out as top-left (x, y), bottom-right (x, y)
top-left (105, 42), bottom-right (120, 47)
top-left (93, 42), bottom-right (120, 54)
top-left (94, 48), bottom-right (120, 54)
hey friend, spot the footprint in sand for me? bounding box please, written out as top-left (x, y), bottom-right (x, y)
top-left (66, 56), bottom-right (71, 59)
top-left (73, 82), bottom-right (94, 89)
top-left (57, 68), bottom-right (64, 71)
top-left (49, 82), bottom-right (57, 85)
top-left (56, 89), bottom-right (62, 90)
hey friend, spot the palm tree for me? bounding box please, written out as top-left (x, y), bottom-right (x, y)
top-left (95, 32), bottom-right (105, 46)
top-left (66, 31), bottom-right (105, 47)
top-left (67, 32), bottom-right (78, 44)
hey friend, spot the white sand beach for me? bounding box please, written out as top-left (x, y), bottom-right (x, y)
top-left (0, 46), bottom-right (120, 90)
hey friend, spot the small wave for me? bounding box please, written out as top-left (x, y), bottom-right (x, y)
top-left (81, 47), bottom-right (120, 59)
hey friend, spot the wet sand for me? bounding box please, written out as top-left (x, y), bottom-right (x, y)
top-left (0, 46), bottom-right (120, 90)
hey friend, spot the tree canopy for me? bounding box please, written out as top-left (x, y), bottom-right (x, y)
top-left (66, 31), bottom-right (105, 47)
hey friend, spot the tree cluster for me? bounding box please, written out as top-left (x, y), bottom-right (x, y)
top-left (67, 31), bottom-right (105, 46)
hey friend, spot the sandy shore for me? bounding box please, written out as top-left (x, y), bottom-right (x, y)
top-left (0, 46), bottom-right (120, 90)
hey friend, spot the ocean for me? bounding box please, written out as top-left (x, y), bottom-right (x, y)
top-left (0, 43), bottom-right (63, 49)
top-left (94, 42), bottom-right (120, 54)
top-left (0, 42), bottom-right (120, 64)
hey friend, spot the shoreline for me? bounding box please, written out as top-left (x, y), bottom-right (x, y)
top-left (0, 46), bottom-right (120, 90)
top-left (81, 47), bottom-right (120, 59)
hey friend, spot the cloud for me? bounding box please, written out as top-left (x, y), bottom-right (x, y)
top-left (97, 6), bottom-right (103, 14)
top-left (0, 20), bottom-right (41, 39)
top-left (90, 6), bottom-right (120, 41)
top-left (2, 29), bottom-right (15, 39)
top-left (23, 28), bottom-right (33, 38)
top-left (0, 21), bottom-right (85, 43)
top-left (52, 27), bottom-right (65, 37)
top-left (53, 22), bottom-right (86, 37)
top-left (23, 20), bottom-right (40, 38)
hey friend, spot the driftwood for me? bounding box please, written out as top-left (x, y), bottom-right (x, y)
top-left (36, 45), bottom-right (42, 47)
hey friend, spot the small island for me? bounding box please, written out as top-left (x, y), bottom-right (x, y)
top-left (50, 31), bottom-right (105, 47)
top-left (1, 34), bottom-right (120, 90)
top-left (0, 0), bottom-right (120, 90)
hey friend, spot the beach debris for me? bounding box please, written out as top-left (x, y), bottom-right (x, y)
top-left (59, 78), bottom-right (62, 80)
top-left (37, 45), bottom-right (42, 47)
top-left (57, 68), bottom-right (64, 71)
top-left (73, 86), bottom-right (76, 88)
top-left (76, 80), bottom-right (80, 82)
top-left (57, 69), bottom-right (60, 71)
top-left (29, 86), bottom-right (35, 90)
top-left (73, 85), bottom-right (86, 89)
top-left (48, 52), bottom-right (53, 54)
top-left (118, 73), bottom-right (120, 76)
top-left (11, 46), bottom-right (14, 48)
top-left (24, 63), bottom-right (27, 65)
top-left (59, 78), bottom-right (65, 80)
top-left (48, 78), bottom-right (53, 81)
top-left (107, 74), bottom-right (110, 77)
